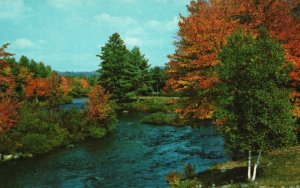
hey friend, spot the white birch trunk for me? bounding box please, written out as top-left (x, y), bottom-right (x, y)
top-left (251, 150), bottom-right (262, 182)
top-left (248, 150), bottom-right (252, 181)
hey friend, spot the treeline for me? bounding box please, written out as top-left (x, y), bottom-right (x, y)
top-left (165, 0), bottom-right (300, 183)
top-left (5, 55), bottom-right (91, 100)
top-left (97, 33), bottom-right (168, 102)
top-left (0, 45), bottom-right (116, 157)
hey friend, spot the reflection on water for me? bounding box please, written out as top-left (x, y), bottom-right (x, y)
top-left (0, 109), bottom-right (229, 187)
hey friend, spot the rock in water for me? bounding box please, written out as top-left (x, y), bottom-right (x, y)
top-left (2, 154), bottom-right (13, 161)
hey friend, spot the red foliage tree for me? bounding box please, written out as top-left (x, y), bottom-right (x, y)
top-left (0, 43), bottom-right (18, 132)
top-left (0, 97), bottom-right (19, 133)
top-left (86, 85), bottom-right (114, 126)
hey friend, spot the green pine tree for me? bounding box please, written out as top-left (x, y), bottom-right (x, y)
top-left (97, 33), bottom-right (133, 102)
top-left (128, 47), bottom-right (152, 96)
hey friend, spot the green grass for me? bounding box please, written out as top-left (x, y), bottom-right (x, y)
top-left (119, 96), bottom-right (179, 113)
top-left (171, 146), bottom-right (300, 187)
top-left (141, 112), bottom-right (186, 126)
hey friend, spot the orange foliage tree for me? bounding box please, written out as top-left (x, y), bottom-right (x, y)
top-left (25, 77), bottom-right (51, 102)
top-left (60, 76), bottom-right (72, 96)
top-left (166, 0), bottom-right (300, 120)
top-left (86, 85), bottom-right (115, 127)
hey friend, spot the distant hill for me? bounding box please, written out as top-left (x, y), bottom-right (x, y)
top-left (58, 71), bottom-right (98, 77)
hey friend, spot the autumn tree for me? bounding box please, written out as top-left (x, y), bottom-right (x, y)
top-left (86, 85), bottom-right (115, 128)
top-left (214, 29), bottom-right (296, 182)
top-left (25, 77), bottom-right (51, 102)
top-left (60, 76), bottom-right (72, 96)
top-left (167, 0), bottom-right (300, 121)
top-left (166, 0), bottom-right (238, 121)
top-left (0, 43), bottom-right (18, 133)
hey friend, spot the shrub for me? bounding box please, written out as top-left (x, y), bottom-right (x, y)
top-left (21, 134), bottom-right (52, 154)
top-left (166, 170), bottom-right (181, 186)
top-left (60, 109), bottom-right (87, 142)
top-left (88, 126), bottom-right (107, 139)
top-left (0, 134), bottom-right (17, 154)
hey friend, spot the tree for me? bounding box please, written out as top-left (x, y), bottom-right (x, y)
top-left (60, 76), bottom-right (71, 96)
top-left (0, 97), bottom-right (19, 133)
top-left (25, 77), bottom-right (51, 102)
top-left (0, 43), bottom-right (18, 133)
top-left (166, 0), bottom-right (300, 121)
top-left (128, 47), bottom-right (152, 96)
top-left (214, 29), bottom-right (297, 182)
top-left (150, 66), bottom-right (168, 94)
top-left (97, 33), bottom-right (132, 101)
top-left (86, 85), bottom-right (115, 127)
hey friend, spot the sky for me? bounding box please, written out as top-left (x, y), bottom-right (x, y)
top-left (0, 0), bottom-right (190, 72)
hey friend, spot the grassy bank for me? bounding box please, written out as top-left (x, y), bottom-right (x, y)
top-left (119, 96), bottom-right (178, 113)
top-left (141, 112), bottom-right (186, 126)
top-left (167, 146), bottom-right (300, 187)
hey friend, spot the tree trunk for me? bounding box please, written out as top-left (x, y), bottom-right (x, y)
top-left (248, 150), bottom-right (252, 181)
top-left (251, 150), bottom-right (262, 182)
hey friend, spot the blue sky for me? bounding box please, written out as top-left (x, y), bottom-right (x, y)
top-left (0, 0), bottom-right (189, 71)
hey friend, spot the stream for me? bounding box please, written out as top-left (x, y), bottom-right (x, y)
top-left (0, 99), bottom-right (229, 187)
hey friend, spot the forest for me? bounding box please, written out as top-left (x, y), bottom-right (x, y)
top-left (0, 0), bottom-right (300, 187)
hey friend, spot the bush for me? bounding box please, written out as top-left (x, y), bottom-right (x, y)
top-left (60, 109), bottom-right (87, 142)
top-left (166, 170), bottom-right (181, 186)
top-left (88, 126), bottom-right (107, 138)
top-left (21, 134), bottom-right (52, 154)
top-left (0, 134), bottom-right (17, 154)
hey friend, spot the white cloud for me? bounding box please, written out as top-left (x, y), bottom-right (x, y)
top-left (94, 13), bottom-right (137, 27)
top-left (0, 0), bottom-right (30, 20)
top-left (13, 38), bottom-right (38, 49)
top-left (124, 37), bottom-right (142, 47)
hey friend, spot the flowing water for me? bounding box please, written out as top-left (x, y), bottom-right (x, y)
top-left (0, 100), bottom-right (229, 188)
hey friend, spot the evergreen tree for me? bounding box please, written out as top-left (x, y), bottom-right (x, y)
top-left (97, 34), bottom-right (153, 101)
top-left (128, 47), bottom-right (152, 96)
top-left (97, 33), bottom-right (132, 102)
top-left (150, 66), bottom-right (167, 94)
top-left (214, 28), bottom-right (297, 182)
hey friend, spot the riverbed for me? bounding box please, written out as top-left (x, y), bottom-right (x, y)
top-left (0, 103), bottom-right (228, 187)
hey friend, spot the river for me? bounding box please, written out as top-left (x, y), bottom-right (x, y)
top-left (0, 99), bottom-right (228, 187)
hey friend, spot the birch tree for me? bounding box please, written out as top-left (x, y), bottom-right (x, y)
top-left (214, 28), bottom-right (297, 182)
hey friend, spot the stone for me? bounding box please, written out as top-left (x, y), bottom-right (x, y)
top-left (66, 144), bottom-right (75, 148)
top-left (13, 153), bottom-right (21, 159)
top-left (22, 153), bottom-right (33, 158)
top-left (2, 154), bottom-right (13, 161)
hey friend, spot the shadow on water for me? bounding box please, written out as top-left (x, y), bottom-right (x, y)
top-left (0, 102), bottom-right (229, 187)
